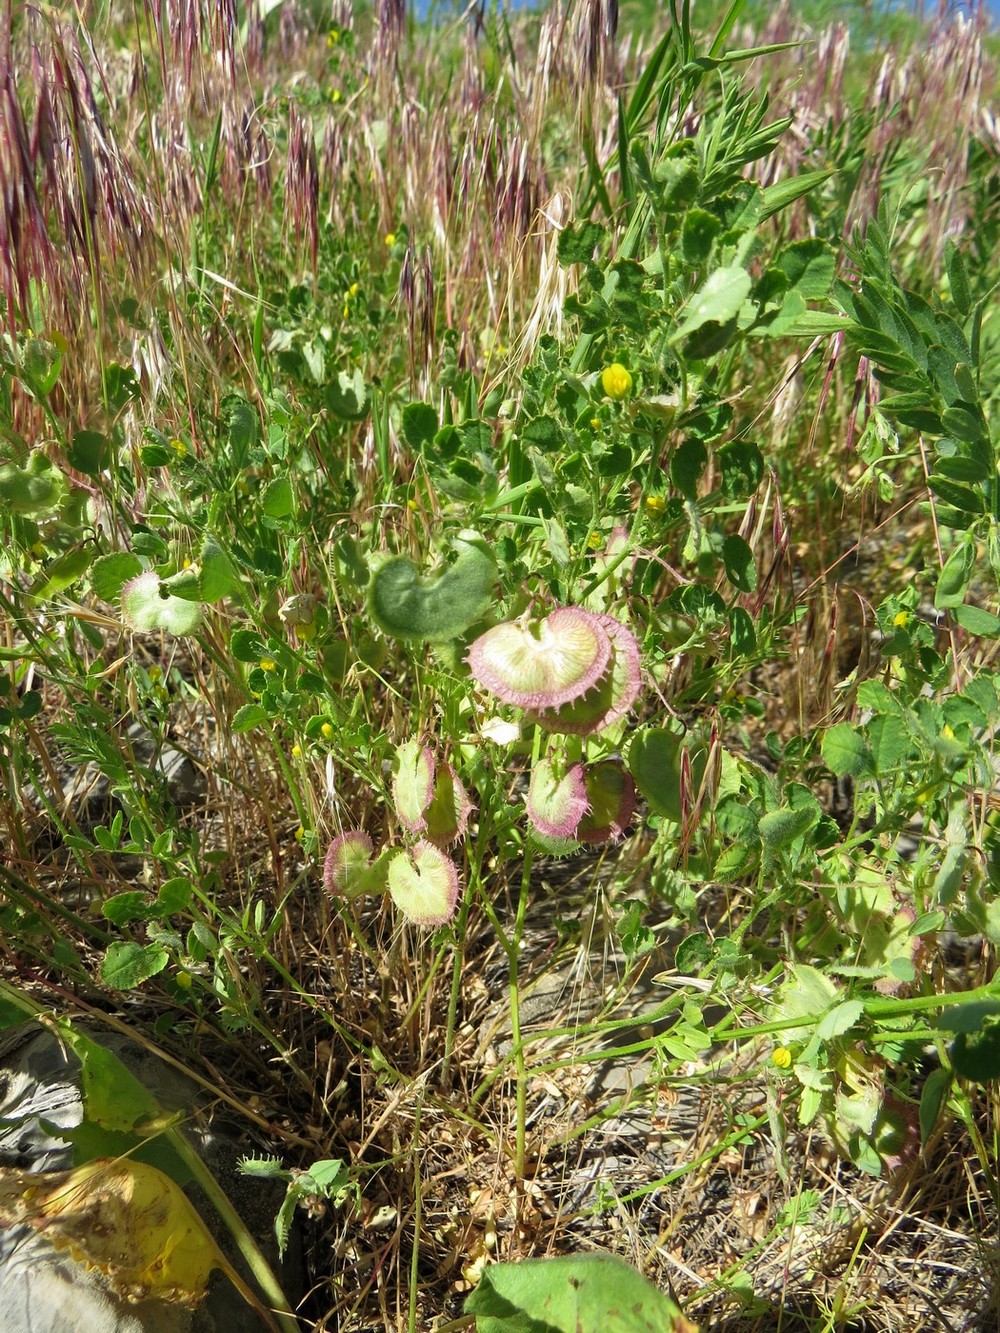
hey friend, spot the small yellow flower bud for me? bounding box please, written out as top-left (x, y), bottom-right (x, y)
top-left (331, 87), bottom-right (341, 103)
top-left (384, 232), bottom-right (397, 247)
top-left (169, 437), bottom-right (187, 456)
top-left (327, 27), bottom-right (340, 45)
top-left (291, 743), bottom-right (302, 757)
top-left (295, 825), bottom-right (306, 841)
top-left (772, 1046), bottom-right (792, 1070)
top-left (892, 611), bottom-right (911, 628)
top-left (589, 417), bottom-right (601, 429)
top-left (587, 532), bottom-right (602, 551)
top-left (601, 362), bottom-right (632, 400)
top-left (942, 724), bottom-right (955, 740)
top-left (320, 722), bottom-right (334, 739)
top-left (260, 657), bottom-right (277, 672)
top-left (348, 282), bottom-right (359, 298)
top-left (645, 495), bottom-right (666, 514)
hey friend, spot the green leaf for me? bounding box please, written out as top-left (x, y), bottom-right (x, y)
top-left (945, 241), bottom-right (971, 317)
top-left (29, 545), bottom-right (93, 598)
top-left (262, 476), bottom-right (294, 519)
top-left (928, 475), bottom-right (985, 514)
top-left (941, 402), bottom-right (987, 444)
top-left (937, 1000), bottom-right (1000, 1034)
top-left (722, 534), bottom-right (756, 592)
top-left (327, 368), bottom-right (368, 420)
top-left (232, 703), bottom-right (269, 733)
top-left (20, 335), bottom-right (63, 396)
top-left (102, 362), bottom-right (140, 411)
top-left (759, 168), bottom-right (834, 221)
top-left (950, 1019), bottom-right (1000, 1083)
top-left (100, 941), bottom-right (169, 991)
top-left (198, 537), bottom-right (241, 602)
top-left (935, 537), bottom-right (974, 609)
top-left (68, 429), bottom-right (110, 475)
top-left (718, 440), bottom-right (763, 498)
top-left (91, 553), bottom-right (143, 602)
top-left (102, 892), bottom-right (151, 925)
top-left (402, 402), bottom-right (438, 449)
top-left (227, 399), bottom-right (259, 459)
top-left (670, 438), bottom-right (707, 499)
top-left (919, 1066), bottom-right (952, 1145)
top-left (816, 999), bottom-right (864, 1042)
top-left (557, 221), bottom-right (604, 266)
top-left (953, 604), bottom-right (1000, 638)
top-left (55, 1023), bottom-right (163, 1132)
top-left (759, 804), bottom-right (819, 851)
top-left (0, 453), bottom-right (68, 514)
top-left (821, 724), bottom-right (871, 779)
top-left (465, 1253), bottom-right (689, 1332)
top-left (680, 208), bottom-right (721, 265)
top-left (777, 239), bottom-right (836, 302)
top-left (629, 728), bottom-right (683, 821)
top-left (671, 266), bottom-right (751, 343)
top-left (230, 629), bottom-right (264, 662)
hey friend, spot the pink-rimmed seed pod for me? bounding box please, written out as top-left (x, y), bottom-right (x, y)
top-left (391, 738), bottom-right (436, 834)
top-left (424, 763), bottom-right (474, 847)
top-left (386, 840), bottom-right (460, 926)
top-left (120, 571), bottom-right (202, 637)
top-left (528, 615), bottom-right (641, 736)
top-left (525, 757), bottom-right (589, 840)
top-left (467, 607), bottom-right (611, 711)
top-left (323, 832), bottom-right (375, 900)
top-left (577, 760), bottom-right (637, 844)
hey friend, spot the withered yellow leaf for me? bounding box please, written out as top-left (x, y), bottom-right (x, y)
top-left (0, 1158), bottom-right (227, 1307)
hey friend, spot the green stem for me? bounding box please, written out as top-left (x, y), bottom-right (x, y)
top-left (167, 1128), bottom-right (299, 1333)
top-left (509, 844), bottom-right (531, 1184)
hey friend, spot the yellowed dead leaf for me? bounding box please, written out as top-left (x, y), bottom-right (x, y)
top-left (0, 1158), bottom-right (227, 1307)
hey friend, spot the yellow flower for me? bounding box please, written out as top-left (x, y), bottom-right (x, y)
top-left (260, 657), bottom-right (277, 672)
top-left (291, 743), bottom-right (302, 758)
top-left (294, 825), bottom-right (306, 841)
top-left (384, 232), bottom-right (397, 247)
top-left (169, 437), bottom-right (188, 457)
top-left (645, 495), bottom-right (666, 515)
top-left (892, 610), bottom-right (911, 628)
top-left (587, 532), bottom-right (603, 551)
top-left (348, 282), bottom-right (360, 298)
top-left (327, 27), bottom-right (340, 45)
top-left (942, 724), bottom-right (955, 740)
top-left (320, 722), bottom-right (334, 740)
top-left (589, 416), bottom-right (601, 429)
top-left (601, 362), bottom-right (632, 400)
top-left (772, 1046), bottom-right (793, 1070)
top-left (331, 87), bottom-right (341, 104)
